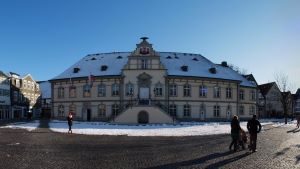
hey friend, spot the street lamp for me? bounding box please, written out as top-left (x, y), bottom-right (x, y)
top-left (130, 88), bottom-right (133, 109)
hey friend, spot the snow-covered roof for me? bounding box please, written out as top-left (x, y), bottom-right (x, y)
top-left (51, 52), bottom-right (256, 87)
top-left (38, 81), bottom-right (51, 98)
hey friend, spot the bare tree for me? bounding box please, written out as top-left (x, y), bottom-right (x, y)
top-left (228, 64), bottom-right (248, 75)
top-left (274, 72), bottom-right (293, 124)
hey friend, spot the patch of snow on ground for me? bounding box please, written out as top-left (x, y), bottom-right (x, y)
top-left (48, 120), bottom-right (281, 137)
top-left (0, 120), bottom-right (40, 131)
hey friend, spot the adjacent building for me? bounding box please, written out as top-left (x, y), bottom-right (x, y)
top-left (258, 82), bottom-right (284, 118)
top-left (50, 37), bottom-right (258, 123)
top-left (9, 72), bottom-right (41, 119)
top-left (0, 71), bottom-right (11, 120)
top-left (294, 89), bottom-right (300, 115)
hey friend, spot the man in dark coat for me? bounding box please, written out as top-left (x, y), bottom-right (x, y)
top-left (229, 115), bottom-right (241, 151)
top-left (247, 115), bottom-right (261, 152)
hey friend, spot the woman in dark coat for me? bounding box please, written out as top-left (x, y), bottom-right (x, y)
top-left (229, 115), bottom-right (241, 151)
top-left (67, 112), bottom-right (73, 134)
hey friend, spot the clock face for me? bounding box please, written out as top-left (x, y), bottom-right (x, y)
top-left (140, 47), bottom-right (149, 55)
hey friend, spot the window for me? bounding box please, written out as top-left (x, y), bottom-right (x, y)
top-left (83, 84), bottom-right (91, 97)
top-left (69, 104), bottom-right (76, 116)
top-left (169, 104), bottom-right (177, 117)
top-left (98, 104), bottom-right (106, 117)
top-left (199, 85), bottom-right (207, 97)
top-left (112, 83), bottom-right (119, 96)
top-left (125, 83), bottom-right (134, 96)
top-left (169, 84), bottom-right (177, 96)
top-left (69, 86), bottom-right (76, 98)
top-left (239, 90), bottom-right (244, 100)
top-left (250, 90), bottom-right (256, 101)
top-left (58, 87), bottom-right (64, 98)
top-left (213, 86), bottom-right (221, 98)
top-left (239, 105), bottom-right (244, 115)
top-left (112, 104), bottom-right (120, 116)
top-left (214, 105), bottom-right (220, 117)
top-left (226, 87), bottom-right (232, 99)
top-left (58, 105), bottom-right (64, 117)
top-left (140, 47), bottom-right (149, 54)
top-left (15, 79), bottom-right (20, 88)
top-left (154, 83), bottom-right (163, 97)
top-left (250, 105), bottom-right (255, 115)
top-left (98, 84), bottom-right (106, 97)
top-left (141, 59), bottom-right (148, 69)
top-left (183, 104), bottom-right (191, 117)
top-left (13, 91), bottom-right (18, 102)
top-left (183, 84), bottom-right (191, 97)
top-left (23, 81), bottom-right (27, 89)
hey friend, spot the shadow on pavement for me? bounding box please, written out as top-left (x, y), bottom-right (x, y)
top-left (145, 151), bottom-right (251, 169)
top-left (287, 128), bottom-right (300, 133)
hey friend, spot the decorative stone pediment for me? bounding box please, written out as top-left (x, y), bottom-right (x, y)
top-left (137, 72), bottom-right (152, 87)
top-left (130, 37), bottom-right (159, 57)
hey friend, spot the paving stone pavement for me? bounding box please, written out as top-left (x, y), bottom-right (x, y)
top-left (0, 121), bottom-right (299, 169)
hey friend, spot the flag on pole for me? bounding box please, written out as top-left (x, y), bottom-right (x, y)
top-left (88, 74), bottom-right (95, 87)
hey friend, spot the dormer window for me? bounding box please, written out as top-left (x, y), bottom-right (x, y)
top-left (140, 47), bottom-right (149, 55)
top-left (209, 67), bottom-right (217, 74)
top-left (166, 56), bottom-right (172, 59)
top-left (73, 67), bottom-right (80, 73)
top-left (117, 56), bottom-right (123, 59)
top-left (91, 57), bottom-right (96, 60)
top-left (192, 57), bottom-right (198, 61)
top-left (101, 65), bottom-right (108, 71)
top-left (181, 65), bottom-right (188, 72)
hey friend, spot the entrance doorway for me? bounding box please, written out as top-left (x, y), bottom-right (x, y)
top-left (138, 111), bottom-right (149, 124)
top-left (200, 111), bottom-right (205, 120)
top-left (87, 109), bottom-right (91, 121)
top-left (139, 87), bottom-right (149, 105)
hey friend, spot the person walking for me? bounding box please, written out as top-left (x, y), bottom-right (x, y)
top-left (229, 115), bottom-right (241, 151)
top-left (67, 112), bottom-right (73, 134)
top-left (247, 115), bottom-right (262, 152)
top-left (296, 116), bottom-right (300, 128)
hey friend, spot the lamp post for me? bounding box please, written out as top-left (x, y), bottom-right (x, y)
top-left (130, 88), bottom-right (133, 109)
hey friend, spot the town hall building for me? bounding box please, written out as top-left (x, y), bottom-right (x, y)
top-left (50, 37), bottom-right (258, 123)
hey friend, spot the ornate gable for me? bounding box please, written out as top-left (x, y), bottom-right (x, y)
top-left (130, 37), bottom-right (159, 57)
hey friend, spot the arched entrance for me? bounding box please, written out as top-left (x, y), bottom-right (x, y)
top-left (138, 111), bottom-right (149, 124)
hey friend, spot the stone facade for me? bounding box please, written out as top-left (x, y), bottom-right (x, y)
top-left (51, 38), bottom-right (257, 123)
top-left (0, 71), bottom-right (11, 120)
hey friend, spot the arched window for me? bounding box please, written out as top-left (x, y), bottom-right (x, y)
top-left (69, 86), bottom-right (76, 98)
top-left (98, 83), bottom-right (106, 97)
top-left (183, 104), bottom-right (191, 117)
top-left (98, 104), bottom-right (106, 117)
top-left (58, 105), bottom-right (64, 117)
top-left (183, 83), bottom-right (191, 97)
top-left (83, 84), bottom-right (91, 97)
top-left (125, 83), bottom-right (134, 96)
top-left (154, 82), bottom-right (163, 97)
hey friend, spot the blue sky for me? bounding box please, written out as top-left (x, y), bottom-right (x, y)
top-left (0, 0), bottom-right (299, 92)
